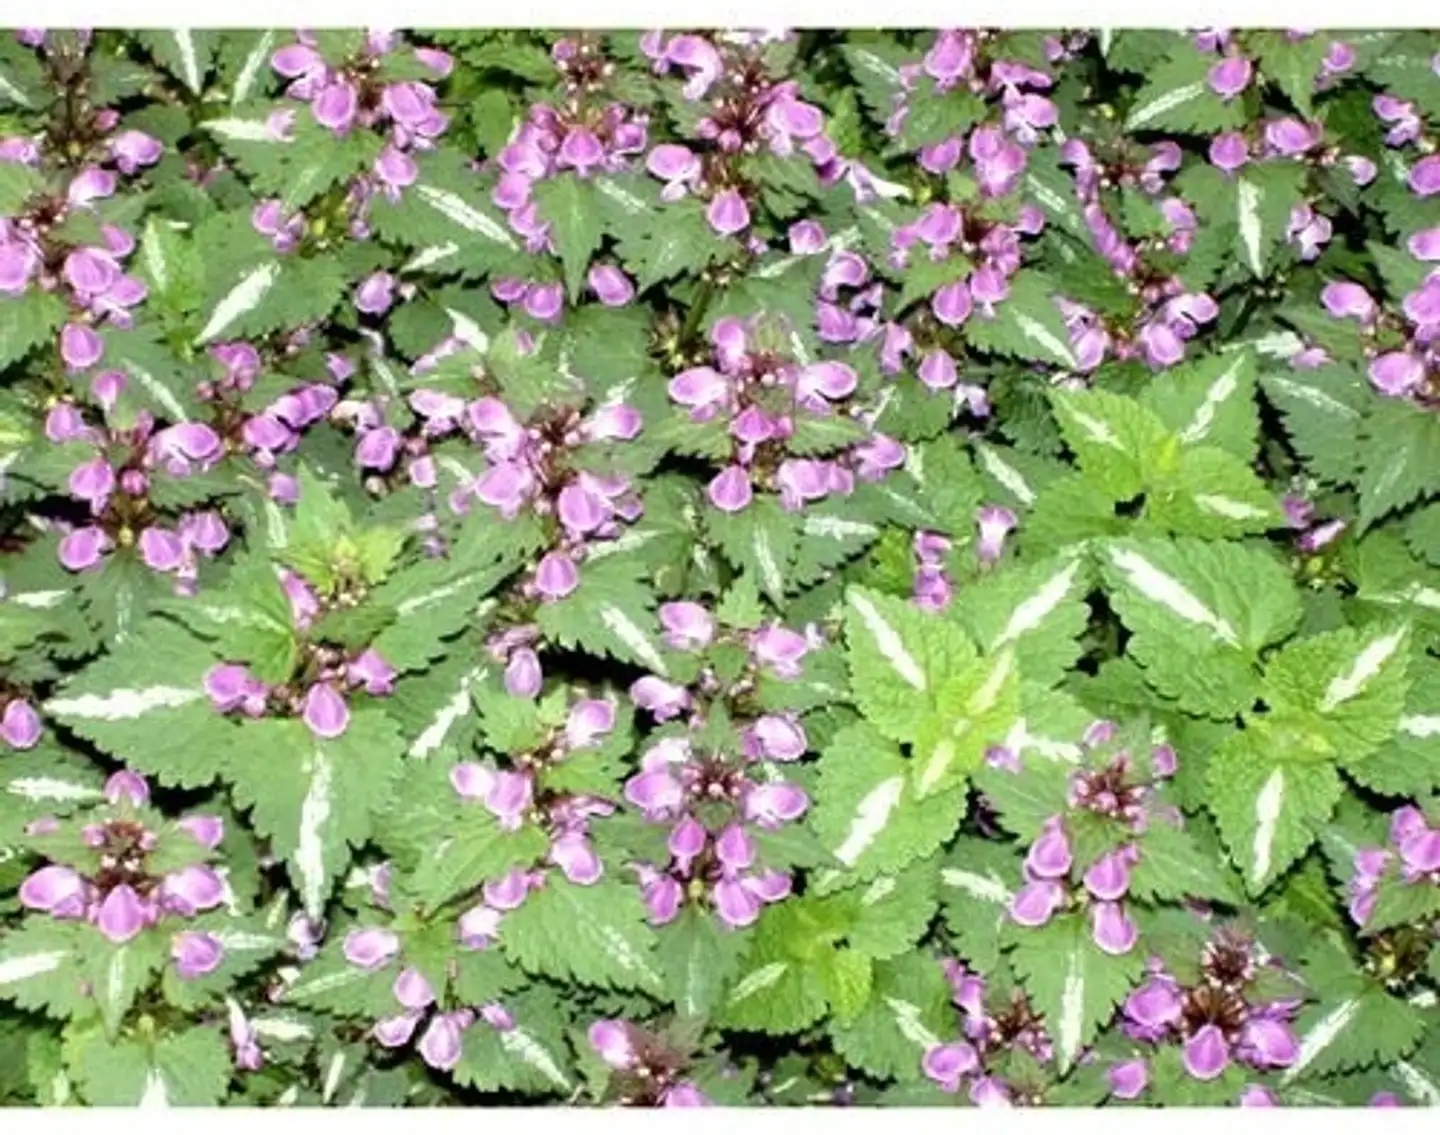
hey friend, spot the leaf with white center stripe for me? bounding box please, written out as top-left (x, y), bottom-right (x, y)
top-left (195, 261), bottom-right (279, 345)
top-left (388, 656), bottom-right (488, 762)
top-left (536, 556), bottom-right (669, 676)
top-left (843, 585), bottom-right (976, 743)
top-left (162, 913), bottom-right (290, 1010)
top-left (1348, 659), bottom-right (1440, 796)
top-left (1237, 176), bottom-right (1265, 274)
top-left (70, 1025), bottom-right (231, 1106)
top-left (720, 899), bottom-right (844, 1035)
top-left (1008, 912), bottom-right (1143, 1075)
top-left (937, 837), bottom-right (1022, 971)
top-left (811, 723), bottom-right (969, 883)
top-left (1150, 445), bottom-right (1281, 539)
top-left (137, 30), bottom-right (216, 94)
top-left (965, 270), bottom-right (1078, 368)
top-left (225, 29), bottom-right (276, 104)
top-left (455, 988), bottom-right (574, 1096)
top-left (0, 921), bottom-right (86, 1020)
top-left (707, 496), bottom-right (800, 605)
top-left (1261, 363), bottom-right (1368, 485)
top-left (365, 152), bottom-right (522, 276)
top-left (1260, 625), bottom-right (1411, 767)
top-left (655, 906), bottom-right (750, 1020)
top-left (913, 647), bottom-right (1021, 797)
top-left (0, 749), bottom-right (105, 841)
top-left (817, 856), bottom-right (940, 961)
top-left (87, 936), bottom-right (167, 1038)
top-left (1206, 735), bottom-right (1342, 894)
top-left (226, 713), bottom-right (404, 921)
top-left (954, 554), bottom-right (1089, 687)
top-left (1141, 349), bottom-right (1260, 462)
top-left (1050, 387), bottom-right (1172, 500)
top-left (1281, 984), bottom-right (1427, 1084)
top-left (829, 953), bottom-right (953, 1082)
top-left (45, 620), bottom-right (228, 787)
top-left (370, 517), bottom-right (544, 672)
top-left (1101, 536), bottom-right (1302, 718)
top-left (501, 878), bottom-right (661, 993)
top-left (1123, 44), bottom-right (1244, 133)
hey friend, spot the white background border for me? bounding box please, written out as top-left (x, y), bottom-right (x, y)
top-left (3, 2), bottom-right (1439, 1126)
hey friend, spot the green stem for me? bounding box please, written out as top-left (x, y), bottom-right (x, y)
top-left (679, 277), bottom-right (715, 347)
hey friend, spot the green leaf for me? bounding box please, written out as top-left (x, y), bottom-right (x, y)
top-left (719, 900), bottom-right (842, 1035)
top-left (656, 907), bottom-right (749, 1021)
top-left (1147, 444), bottom-right (1281, 539)
top-left (810, 723), bottom-right (968, 882)
top-left (501, 878), bottom-right (661, 992)
top-left (534, 174), bottom-right (603, 301)
top-left (613, 196), bottom-right (727, 293)
top-left (0, 289), bottom-right (66, 370)
top-left (1357, 399), bottom-right (1440, 528)
top-left (842, 585), bottom-right (976, 743)
top-left (454, 988), bottom-right (574, 1097)
top-left (1261, 363), bottom-right (1368, 485)
top-left (1281, 982), bottom-right (1428, 1084)
top-left (898, 87), bottom-right (984, 150)
top-left (1129, 819), bottom-right (1238, 904)
top-left (1141, 349), bottom-right (1260, 462)
top-left (226, 712), bottom-right (405, 919)
top-left (1100, 536), bottom-right (1302, 718)
top-left (829, 952), bottom-right (951, 1083)
top-left (1349, 658), bottom-right (1440, 796)
top-left (966, 271), bottom-right (1078, 369)
top-left (1262, 624), bottom-right (1411, 767)
top-left (953, 554), bottom-right (1090, 688)
top-left (1050, 387), bottom-right (1173, 499)
top-left (826, 856), bottom-right (939, 960)
top-left (69, 1025), bottom-right (231, 1106)
top-left (44, 620), bottom-right (225, 788)
top-left (1007, 913), bottom-right (1143, 1074)
top-left (1125, 44), bottom-right (1246, 133)
top-left (911, 647), bottom-right (1021, 798)
top-left (407, 811), bottom-right (548, 913)
top-left (1233, 162), bottom-right (1308, 278)
top-left (936, 836), bottom-right (1022, 971)
top-left (708, 496), bottom-right (800, 605)
top-left (535, 557), bottom-right (669, 675)
top-left (1206, 734), bottom-right (1343, 894)
top-left (0, 920), bottom-right (91, 1022)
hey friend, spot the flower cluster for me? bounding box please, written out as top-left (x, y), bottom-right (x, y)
top-left (18, 772), bottom-right (231, 971)
top-left (6, 23), bottom-right (1440, 1112)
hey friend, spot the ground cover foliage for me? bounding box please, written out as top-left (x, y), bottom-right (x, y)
top-left (2, 25), bottom-right (1440, 1109)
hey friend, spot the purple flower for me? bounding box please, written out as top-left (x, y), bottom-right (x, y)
top-left (707, 465), bottom-right (753, 512)
top-left (1183, 1025), bottom-right (1230, 1080)
top-left (589, 264), bottom-right (635, 306)
top-left (1369, 351), bottom-right (1425, 397)
top-left (976, 505), bottom-right (1016, 564)
top-left (110, 130), bottom-right (163, 174)
top-left (96, 884), bottom-right (148, 943)
top-left (355, 272), bottom-right (396, 315)
top-left (302, 682), bottom-right (350, 740)
top-left (1410, 154), bottom-right (1440, 197)
top-left (1209, 132), bottom-right (1249, 172)
top-left (1207, 55), bottom-right (1252, 99)
top-left (60, 324), bottom-right (104, 371)
top-left (706, 189), bottom-right (750, 236)
top-left (1, 698), bottom-right (42, 749)
top-left (173, 931), bottom-right (225, 978)
top-left (1108, 1059), bottom-right (1148, 1100)
top-left (58, 526), bottom-right (110, 572)
top-left (344, 927), bottom-right (401, 970)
